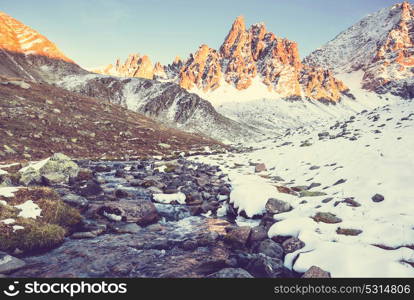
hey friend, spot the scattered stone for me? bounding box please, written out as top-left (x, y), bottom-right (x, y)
top-left (265, 198), bottom-right (292, 214)
top-left (282, 237), bottom-right (305, 254)
top-left (77, 181), bottom-right (103, 197)
top-left (308, 182), bottom-right (322, 189)
top-left (99, 200), bottom-right (159, 226)
top-left (255, 163), bottom-right (267, 173)
top-left (246, 254), bottom-right (287, 278)
top-left (113, 223), bottom-right (141, 234)
top-left (62, 194), bottom-right (89, 209)
top-left (302, 266), bottom-right (331, 278)
top-left (248, 226), bottom-right (268, 244)
top-left (224, 226), bottom-right (251, 248)
top-left (336, 228), bottom-right (363, 236)
top-left (299, 191), bottom-right (327, 198)
top-left (333, 179), bottom-right (347, 186)
top-left (372, 194), bottom-right (385, 203)
top-left (313, 212), bottom-right (342, 224)
top-left (71, 232), bottom-right (97, 239)
top-left (342, 197), bottom-right (361, 207)
top-left (321, 197), bottom-right (333, 203)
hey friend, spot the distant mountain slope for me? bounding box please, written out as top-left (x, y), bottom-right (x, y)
top-left (304, 2), bottom-right (414, 99)
top-left (58, 74), bottom-right (261, 143)
top-left (0, 11), bottom-right (258, 143)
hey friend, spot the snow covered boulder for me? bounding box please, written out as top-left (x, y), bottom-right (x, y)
top-left (98, 200), bottom-right (159, 226)
top-left (19, 153), bottom-right (79, 186)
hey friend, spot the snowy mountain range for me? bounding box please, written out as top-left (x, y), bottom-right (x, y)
top-left (304, 1), bottom-right (414, 99)
top-left (0, 11), bottom-right (258, 143)
top-left (96, 16), bottom-right (354, 105)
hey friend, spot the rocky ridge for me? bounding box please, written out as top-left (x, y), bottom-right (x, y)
top-left (96, 16), bottom-right (352, 103)
top-left (0, 11), bottom-right (86, 82)
top-left (304, 1), bottom-right (414, 99)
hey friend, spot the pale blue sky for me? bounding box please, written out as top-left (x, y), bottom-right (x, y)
top-left (1, 0), bottom-right (405, 67)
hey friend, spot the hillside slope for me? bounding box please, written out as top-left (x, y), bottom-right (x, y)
top-left (0, 76), bottom-right (225, 162)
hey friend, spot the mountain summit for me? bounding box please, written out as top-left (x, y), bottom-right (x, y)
top-left (0, 11), bottom-right (72, 63)
top-left (304, 1), bottom-right (414, 98)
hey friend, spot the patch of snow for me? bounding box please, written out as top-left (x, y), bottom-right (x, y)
top-left (229, 174), bottom-right (279, 217)
top-left (14, 200), bottom-right (42, 219)
top-left (153, 193), bottom-right (186, 205)
top-left (0, 187), bottom-right (20, 198)
top-left (103, 211), bottom-right (122, 222)
top-left (1, 218), bottom-right (15, 225)
top-left (12, 225), bottom-right (24, 232)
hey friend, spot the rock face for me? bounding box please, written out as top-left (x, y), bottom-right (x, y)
top-left (304, 2), bottom-right (414, 99)
top-left (0, 11), bottom-right (86, 82)
top-left (179, 45), bottom-right (222, 91)
top-left (94, 16), bottom-right (350, 103)
top-left (58, 75), bottom-right (260, 142)
top-left (19, 153), bottom-right (80, 186)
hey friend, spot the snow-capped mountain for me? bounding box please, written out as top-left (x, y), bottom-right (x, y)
top-left (304, 1), bottom-right (414, 99)
top-left (0, 11), bottom-right (259, 143)
top-left (0, 11), bottom-right (86, 82)
top-left (94, 16), bottom-right (353, 104)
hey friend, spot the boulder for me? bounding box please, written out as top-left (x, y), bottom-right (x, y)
top-left (61, 194), bottom-right (89, 209)
top-left (254, 239), bottom-right (284, 259)
top-left (265, 198), bottom-right (292, 214)
top-left (282, 237), bottom-right (305, 253)
top-left (19, 153), bottom-right (79, 186)
top-left (313, 212), bottom-right (342, 224)
top-left (255, 163), bottom-right (267, 173)
top-left (224, 226), bottom-right (251, 248)
top-left (372, 194), bottom-right (385, 203)
top-left (99, 200), bottom-right (159, 226)
top-left (246, 254), bottom-right (286, 278)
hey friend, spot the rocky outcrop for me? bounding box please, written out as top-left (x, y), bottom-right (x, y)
top-left (173, 16), bottom-right (350, 102)
top-left (304, 2), bottom-right (414, 99)
top-left (179, 45), bottom-right (222, 91)
top-left (18, 153), bottom-right (80, 186)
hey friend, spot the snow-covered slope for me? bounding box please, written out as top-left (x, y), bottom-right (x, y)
top-left (191, 97), bottom-right (414, 277)
top-left (304, 2), bottom-right (414, 99)
top-left (58, 74), bottom-right (261, 143)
